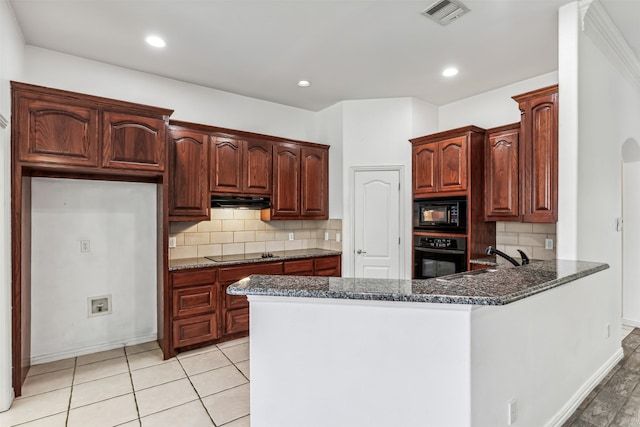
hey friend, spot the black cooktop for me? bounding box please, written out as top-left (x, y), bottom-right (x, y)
top-left (205, 252), bottom-right (279, 263)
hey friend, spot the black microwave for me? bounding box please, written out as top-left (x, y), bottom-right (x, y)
top-left (413, 197), bottom-right (467, 232)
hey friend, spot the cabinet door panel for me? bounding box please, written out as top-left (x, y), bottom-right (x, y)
top-left (244, 140), bottom-right (272, 195)
top-left (172, 314), bottom-right (218, 348)
top-left (169, 129), bottom-right (209, 219)
top-left (485, 127), bottom-right (519, 220)
top-left (102, 112), bottom-right (166, 172)
top-left (527, 99), bottom-right (557, 221)
top-left (413, 143), bottom-right (437, 195)
top-left (18, 98), bottom-right (99, 167)
top-left (225, 308), bottom-right (249, 335)
top-left (438, 136), bottom-right (467, 192)
top-left (173, 285), bottom-right (217, 318)
top-left (301, 147), bottom-right (328, 218)
top-left (210, 137), bottom-right (243, 193)
top-left (272, 143), bottom-right (301, 217)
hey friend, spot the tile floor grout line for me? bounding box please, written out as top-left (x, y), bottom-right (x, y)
top-left (64, 356), bottom-right (78, 427)
top-left (176, 353), bottom-right (218, 426)
top-left (124, 344), bottom-right (143, 427)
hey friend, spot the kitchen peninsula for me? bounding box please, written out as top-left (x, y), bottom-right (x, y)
top-left (229, 260), bottom-right (619, 427)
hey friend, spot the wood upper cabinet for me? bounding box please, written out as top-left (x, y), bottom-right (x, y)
top-left (12, 82), bottom-right (172, 174)
top-left (413, 143), bottom-right (437, 194)
top-left (271, 143), bottom-right (301, 217)
top-left (411, 128), bottom-right (480, 198)
top-left (210, 137), bottom-right (243, 193)
top-left (513, 85), bottom-right (558, 223)
top-left (102, 112), bottom-right (167, 172)
top-left (268, 142), bottom-right (329, 220)
top-left (15, 96), bottom-right (100, 167)
top-left (301, 146), bottom-right (328, 217)
top-left (168, 127), bottom-right (210, 221)
top-left (438, 136), bottom-right (468, 192)
top-left (209, 137), bottom-right (272, 195)
top-left (484, 123), bottom-right (520, 221)
top-left (244, 140), bottom-right (272, 195)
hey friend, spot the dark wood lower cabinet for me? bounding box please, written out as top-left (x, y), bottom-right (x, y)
top-left (169, 254), bottom-right (342, 355)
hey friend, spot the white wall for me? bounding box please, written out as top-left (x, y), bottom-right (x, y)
top-left (23, 47), bottom-right (316, 141)
top-left (623, 150), bottom-right (640, 325)
top-left (315, 102), bottom-right (344, 219)
top-left (0, 0), bottom-right (24, 411)
top-left (31, 178), bottom-right (157, 363)
top-left (556, 0), bottom-right (640, 335)
top-left (339, 97), bottom-right (438, 278)
top-left (438, 71), bottom-right (558, 131)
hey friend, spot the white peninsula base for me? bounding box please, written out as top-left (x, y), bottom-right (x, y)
top-left (247, 272), bottom-right (620, 427)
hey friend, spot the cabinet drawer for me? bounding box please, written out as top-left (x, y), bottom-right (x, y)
top-left (172, 314), bottom-right (218, 348)
top-left (173, 285), bottom-right (217, 318)
top-left (284, 259), bottom-right (314, 275)
top-left (223, 283), bottom-right (248, 310)
top-left (225, 308), bottom-right (249, 335)
top-left (219, 262), bottom-right (283, 282)
top-left (314, 256), bottom-right (340, 271)
top-left (171, 269), bottom-right (216, 288)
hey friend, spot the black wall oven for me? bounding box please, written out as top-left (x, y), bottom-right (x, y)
top-left (413, 197), bottom-right (466, 233)
top-left (414, 235), bottom-right (467, 279)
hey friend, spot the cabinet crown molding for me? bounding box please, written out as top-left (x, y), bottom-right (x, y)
top-left (581, 0), bottom-right (640, 91)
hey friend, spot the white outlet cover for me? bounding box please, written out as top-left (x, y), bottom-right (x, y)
top-left (289, 233), bottom-right (294, 241)
top-left (336, 233), bottom-right (341, 243)
top-left (168, 236), bottom-right (177, 248)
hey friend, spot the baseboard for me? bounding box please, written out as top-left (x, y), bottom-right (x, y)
top-left (30, 333), bottom-right (158, 365)
top-left (546, 348), bottom-right (624, 427)
top-left (622, 318), bottom-right (640, 329)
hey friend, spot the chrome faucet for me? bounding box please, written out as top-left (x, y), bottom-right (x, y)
top-left (485, 246), bottom-right (521, 267)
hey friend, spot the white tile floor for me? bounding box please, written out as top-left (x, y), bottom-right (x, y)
top-left (0, 338), bottom-right (250, 427)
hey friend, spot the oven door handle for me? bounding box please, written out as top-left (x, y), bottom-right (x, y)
top-left (414, 247), bottom-right (466, 255)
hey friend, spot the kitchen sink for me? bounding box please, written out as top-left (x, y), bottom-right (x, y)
top-left (436, 268), bottom-right (497, 282)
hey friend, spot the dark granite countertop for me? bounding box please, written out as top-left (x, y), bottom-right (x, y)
top-left (227, 259), bottom-right (609, 306)
top-left (169, 249), bottom-right (342, 271)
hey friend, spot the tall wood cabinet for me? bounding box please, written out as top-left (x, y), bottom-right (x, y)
top-left (410, 126), bottom-right (495, 265)
top-left (168, 126), bottom-right (210, 221)
top-left (513, 85), bottom-right (558, 223)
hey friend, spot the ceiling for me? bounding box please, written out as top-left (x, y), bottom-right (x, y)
top-left (8, 0), bottom-right (640, 112)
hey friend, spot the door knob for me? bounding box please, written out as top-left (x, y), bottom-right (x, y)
top-left (357, 249), bottom-right (366, 254)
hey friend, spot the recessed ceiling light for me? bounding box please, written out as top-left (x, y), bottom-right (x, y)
top-left (297, 80), bottom-right (311, 87)
top-left (145, 35), bottom-right (166, 48)
top-left (442, 67), bottom-right (459, 77)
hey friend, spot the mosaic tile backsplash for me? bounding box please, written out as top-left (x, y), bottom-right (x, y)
top-left (169, 209), bottom-right (342, 260)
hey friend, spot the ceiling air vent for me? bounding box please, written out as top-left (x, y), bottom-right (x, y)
top-left (421, 0), bottom-right (470, 26)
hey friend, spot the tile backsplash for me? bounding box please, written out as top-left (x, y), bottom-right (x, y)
top-left (495, 221), bottom-right (557, 260)
top-left (169, 209), bottom-right (342, 260)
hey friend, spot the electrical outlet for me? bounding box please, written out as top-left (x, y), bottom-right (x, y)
top-left (508, 399), bottom-right (517, 425)
top-left (168, 236), bottom-right (177, 248)
top-left (289, 232), bottom-right (294, 241)
top-left (545, 238), bottom-right (553, 250)
top-left (336, 233), bottom-right (341, 243)
top-left (80, 240), bottom-right (90, 253)
top-left (324, 232), bottom-right (329, 241)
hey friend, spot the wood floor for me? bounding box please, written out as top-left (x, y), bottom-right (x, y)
top-left (563, 327), bottom-right (640, 426)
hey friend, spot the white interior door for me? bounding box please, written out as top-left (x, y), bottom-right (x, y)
top-left (353, 169), bottom-right (401, 279)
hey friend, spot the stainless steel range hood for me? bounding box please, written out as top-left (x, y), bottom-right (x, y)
top-left (211, 195), bottom-right (270, 210)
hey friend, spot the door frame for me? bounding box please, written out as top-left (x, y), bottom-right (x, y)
top-left (349, 165), bottom-right (405, 280)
